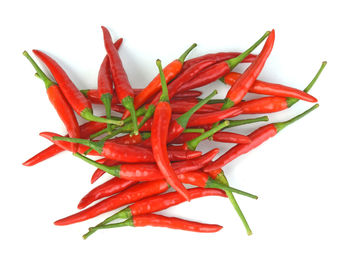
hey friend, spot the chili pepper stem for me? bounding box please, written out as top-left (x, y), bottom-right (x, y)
top-left (100, 93), bottom-right (113, 133)
top-left (286, 62), bottom-right (327, 107)
top-left (215, 172), bottom-right (252, 235)
top-left (205, 178), bottom-right (258, 199)
top-left (183, 128), bottom-right (205, 133)
top-left (157, 59), bottom-right (170, 102)
top-left (274, 104), bottom-right (319, 132)
top-left (73, 153), bottom-right (120, 177)
top-left (187, 121), bottom-right (229, 150)
top-left (81, 108), bottom-right (124, 126)
top-left (178, 43), bottom-right (197, 63)
top-left (122, 96), bottom-right (139, 135)
top-left (52, 136), bottom-right (104, 153)
top-left (227, 116), bottom-right (269, 128)
top-left (84, 218), bottom-right (134, 239)
top-left (137, 104), bottom-right (156, 129)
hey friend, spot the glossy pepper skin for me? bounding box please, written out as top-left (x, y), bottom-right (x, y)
top-left (186, 107), bottom-right (242, 127)
top-left (204, 104), bottom-right (319, 172)
top-left (151, 59), bottom-right (190, 201)
top-left (168, 132), bottom-right (251, 145)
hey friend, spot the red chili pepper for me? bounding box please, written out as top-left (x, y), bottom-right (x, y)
top-left (186, 107), bottom-right (242, 127)
top-left (182, 52), bottom-right (257, 71)
top-left (88, 214), bottom-right (223, 235)
top-left (83, 188), bottom-right (226, 238)
top-left (78, 178), bottom-right (137, 209)
top-left (170, 98), bottom-right (221, 114)
top-left (173, 90), bottom-right (202, 99)
top-left (174, 31), bottom-right (270, 95)
top-left (109, 132), bottom-right (151, 145)
top-left (32, 50), bottom-right (123, 126)
top-left (124, 43), bottom-right (197, 118)
top-left (74, 148), bottom-right (219, 181)
top-left (90, 159), bottom-right (119, 184)
top-left (236, 62), bottom-right (327, 114)
top-left (43, 132), bottom-right (202, 162)
top-left (204, 104), bottom-right (319, 172)
top-left (23, 120), bottom-right (108, 166)
top-left (101, 26), bottom-right (138, 134)
top-left (150, 60), bottom-right (190, 201)
top-left (222, 72), bottom-right (317, 102)
top-left (23, 51), bottom-right (80, 152)
top-left (98, 38), bottom-right (123, 132)
top-left (221, 30), bottom-right (275, 109)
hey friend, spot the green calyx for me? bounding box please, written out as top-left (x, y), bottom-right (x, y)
top-left (23, 50), bottom-right (56, 89)
top-left (205, 176), bottom-right (258, 200)
top-left (156, 59), bottom-right (170, 102)
top-left (176, 90), bottom-right (218, 129)
top-left (183, 128), bottom-right (205, 133)
top-left (100, 93), bottom-right (113, 133)
top-left (122, 96), bottom-right (139, 135)
top-left (227, 116), bottom-right (269, 128)
top-left (221, 98), bottom-right (235, 110)
top-left (215, 172), bottom-right (252, 235)
top-left (140, 132), bottom-right (151, 140)
top-left (83, 217), bottom-right (134, 239)
top-left (138, 104), bottom-right (155, 129)
top-left (80, 89), bottom-right (89, 97)
top-left (178, 43), bottom-right (197, 63)
top-left (73, 153), bottom-right (120, 177)
top-left (51, 136), bottom-right (104, 154)
top-left (274, 104), bottom-right (319, 133)
top-left (286, 61), bottom-right (327, 107)
top-left (81, 108), bottom-right (124, 126)
top-left (187, 120), bottom-right (229, 150)
top-left (226, 31), bottom-right (270, 70)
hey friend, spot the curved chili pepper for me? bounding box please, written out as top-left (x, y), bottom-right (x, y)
top-left (78, 178), bottom-right (137, 209)
top-left (182, 52), bottom-right (257, 71)
top-left (175, 31), bottom-right (270, 95)
top-left (84, 188), bottom-right (226, 238)
top-left (204, 104), bottom-right (319, 172)
top-left (222, 72), bottom-right (317, 102)
top-left (237, 61), bottom-right (326, 114)
top-left (186, 107), bottom-right (242, 127)
top-left (88, 214), bottom-right (223, 235)
top-left (32, 50), bottom-right (123, 126)
top-left (74, 148), bottom-right (219, 181)
top-left (125, 43), bottom-right (197, 118)
top-left (23, 51), bottom-right (80, 152)
top-left (98, 38), bottom-right (123, 132)
top-left (221, 30), bottom-right (275, 109)
top-left (44, 132), bottom-right (202, 162)
top-left (170, 99), bottom-right (221, 114)
top-left (151, 60), bottom-right (190, 201)
top-left (101, 26), bottom-right (138, 134)
top-left (173, 90), bottom-right (202, 99)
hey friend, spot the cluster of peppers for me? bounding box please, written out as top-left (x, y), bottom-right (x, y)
top-left (23, 27), bottom-right (325, 238)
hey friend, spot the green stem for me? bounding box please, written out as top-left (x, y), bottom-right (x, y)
top-left (274, 104), bottom-right (319, 133)
top-left (156, 59), bottom-right (169, 102)
top-left (23, 51), bottom-right (55, 89)
top-left (73, 153), bottom-right (120, 177)
top-left (141, 132), bottom-right (151, 140)
top-left (286, 61), bottom-right (327, 107)
top-left (100, 93), bottom-right (113, 133)
top-left (81, 108), bottom-right (124, 126)
top-left (176, 90), bottom-right (218, 129)
top-left (226, 31), bottom-right (270, 70)
top-left (138, 104), bottom-right (155, 129)
top-left (186, 121), bottom-right (229, 150)
top-left (183, 128), bottom-right (205, 133)
top-left (178, 43), bottom-right (197, 63)
top-left (80, 89), bottom-right (89, 97)
top-left (83, 218), bottom-right (134, 239)
top-left (215, 172), bottom-right (253, 235)
top-left (51, 136), bottom-right (104, 153)
top-left (227, 116), bottom-right (269, 128)
top-left (122, 96), bottom-right (139, 135)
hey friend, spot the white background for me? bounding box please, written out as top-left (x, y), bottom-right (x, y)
top-left (1, 0), bottom-right (349, 257)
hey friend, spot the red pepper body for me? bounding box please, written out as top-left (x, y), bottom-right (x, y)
top-left (182, 52), bottom-right (257, 71)
top-left (170, 99), bottom-right (221, 114)
top-left (212, 132), bottom-right (251, 144)
top-left (187, 107), bottom-right (242, 127)
top-left (225, 30), bottom-right (275, 105)
top-left (237, 96), bottom-right (288, 114)
top-left (111, 104), bottom-right (126, 113)
top-left (33, 50), bottom-right (92, 115)
top-left (129, 188), bottom-right (226, 216)
top-left (109, 133), bottom-right (145, 145)
top-left (170, 132), bottom-right (200, 144)
top-left (178, 171), bottom-right (210, 187)
top-left (54, 180), bottom-right (169, 226)
top-left (78, 178), bottom-right (136, 209)
top-left (224, 72), bottom-right (317, 102)
top-left (82, 89), bottom-right (143, 105)
top-left (173, 90), bottom-right (202, 99)
top-left (151, 101), bottom-right (190, 201)
top-left (132, 214), bottom-right (223, 232)
top-left (203, 124), bottom-right (277, 172)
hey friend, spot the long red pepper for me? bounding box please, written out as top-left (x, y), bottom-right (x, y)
top-left (237, 62), bottom-right (326, 114)
top-left (204, 104), bottom-right (319, 172)
top-left (170, 99), bottom-right (221, 114)
top-left (222, 72), bottom-right (317, 102)
top-left (151, 59), bottom-right (190, 201)
top-left (84, 188), bottom-right (227, 238)
top-left (89, 214), bottom-right (223, 234)
top-left (23, 51), bottom-right (80, 152)
top-left (101, 26), bottom-right (138, 134)
top-left (74, 148), bottom-right (219, 181)
top-left (45, 132), bottom-right (202, 162)
top-left (32, 50), bottom-right (123, 126)
top-left (221, 29), bottom-right (275, 109)
top-left (98, 38), bottom-right (123, 133)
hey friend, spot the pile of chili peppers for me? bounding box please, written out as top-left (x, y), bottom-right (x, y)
top-left (23, 27), bottom-right (325, 238)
